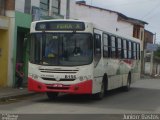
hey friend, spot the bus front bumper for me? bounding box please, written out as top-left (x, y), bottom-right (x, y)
top-left (28, 77), bottom-right (92, 94)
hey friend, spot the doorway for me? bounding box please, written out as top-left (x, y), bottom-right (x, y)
top-left (15, 27), bottom-right (30, 86)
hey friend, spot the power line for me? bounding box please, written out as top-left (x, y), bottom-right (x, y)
top-left (140, 1), bottom-right (160, 20)
top-left (89, 0), bottom-right (159, 8)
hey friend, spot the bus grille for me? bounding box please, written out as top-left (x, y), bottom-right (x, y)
top-left (39, 69), bottom-right (79, 74)
top-left (46, 85), bottom-right (70, 90)
top-left (41, 77), bottom-right (75, 81)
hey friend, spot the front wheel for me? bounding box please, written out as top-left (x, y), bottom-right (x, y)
top-left (93, 81), bottom-right (105, 100)
top-left (46, 92), bottom-right (58, 100)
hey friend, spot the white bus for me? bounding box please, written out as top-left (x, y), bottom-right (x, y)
top-left (28, 19), bottom-right (141, 100)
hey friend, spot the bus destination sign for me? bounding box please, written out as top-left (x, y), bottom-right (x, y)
top-left (36, 21), bottom-right (85, 31)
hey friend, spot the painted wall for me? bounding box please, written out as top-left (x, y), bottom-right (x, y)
top-left (0, 16), bottom-right (9, 87)
top-left (70, 3), bottom-right (118, 32)
top-left (117, 20), bottom-right (133, 37)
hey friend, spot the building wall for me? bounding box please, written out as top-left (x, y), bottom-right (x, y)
top-left (70, 3), bottom-right (118, 32)
top-left (117, 20), bottom-right (133, 36)
top-left (60, 0), bottom-right (67, 18)
top-left (5, 0), bottom-right (15, 10)
top-left (61, 0), bottom-right (134, 36)
top-left (144, 30), bottom-right (154, 45)
top-left (5, 1), bottom-right (32, 87)
top-left (15, 0), bottom-right (41, 13)
top-left (0, 16), bottom-right (9, 87)
top-left (15, 0), bottom-right (25, 12)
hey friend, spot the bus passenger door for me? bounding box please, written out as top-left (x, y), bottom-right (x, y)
top-left (93, 29), bottom-right (103, 93)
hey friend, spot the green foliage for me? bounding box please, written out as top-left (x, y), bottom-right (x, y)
top-left (154, 46), bottom-right (160, 57)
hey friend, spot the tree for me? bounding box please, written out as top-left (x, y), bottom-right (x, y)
top-left (154, 46), bottom-right (160, 57)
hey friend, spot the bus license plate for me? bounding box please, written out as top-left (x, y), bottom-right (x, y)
top-left (53, 84), bottom-right (63, 87)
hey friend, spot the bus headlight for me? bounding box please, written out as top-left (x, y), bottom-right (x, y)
top-left (78, 75), bottom-right (92, 81)
top-left (29, 74), bottom-right (39, 80)
top-left (79, 76), bottom-right (84, 81)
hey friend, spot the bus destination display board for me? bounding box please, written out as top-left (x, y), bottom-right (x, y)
top-left (35, 21), bottom-right (85, 31)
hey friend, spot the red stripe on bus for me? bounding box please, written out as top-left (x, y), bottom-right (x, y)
top-left (123, 59), bottom-right (133, 66)
top-left (28, 77), bottom-right (92, 94)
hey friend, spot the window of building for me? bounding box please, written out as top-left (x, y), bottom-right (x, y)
top-left (24, 0), bottom-right (31, 14)
top-left (40, 0), bottom-right (49, 16)
top-left (52, 0), bottom-right (60, 14)
top-left (0, 0), bottom-right (5, 15)
top-left (133, 25), bottom-right (140, 39)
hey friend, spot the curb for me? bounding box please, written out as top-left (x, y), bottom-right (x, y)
top-left (0, 92), bottom-right (37, 103)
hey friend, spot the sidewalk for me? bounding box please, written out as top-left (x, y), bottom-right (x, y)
top-left (141, 74), bottom-right (160, 80)
top-left (0, 87), bottom-right (36, 101)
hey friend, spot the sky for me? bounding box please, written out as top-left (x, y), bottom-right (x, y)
top-left (84, 0), bottom-right (160, 43)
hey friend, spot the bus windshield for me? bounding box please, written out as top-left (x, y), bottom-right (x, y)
top-left (30, 33), bottom-right (93, 66)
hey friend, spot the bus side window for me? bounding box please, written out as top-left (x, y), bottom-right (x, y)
top-left (94, 33), bottom-right (101, 65)
top-left (122, 39), bottom-right (127, 59)
top-left (128, 41), bottom-right (132, 59)
top-left (137, 43), bottom-right (140, 60)
top-left (133, 42), bottom-right (137, 59)
top-left (103, 33), bottom-right (110, 58)
top-left (111, 36), bottom-right (116, 58)
top-left (94, 34), bottom-right (101, 55)
top-left (117, 37), bottom-right (122, 59)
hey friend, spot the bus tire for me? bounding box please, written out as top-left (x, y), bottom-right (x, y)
top-left (46, 92), bottom-right (58, 100)
top-left (123, 73), bottom-right (131, 91)
top-left (93, 76), bottom-right (107, 100)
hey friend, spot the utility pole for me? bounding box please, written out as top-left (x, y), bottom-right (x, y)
top-left (150, 33), bottom-right (156, 76)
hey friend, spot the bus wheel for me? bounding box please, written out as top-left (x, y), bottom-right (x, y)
top-left (46, 92), bottom-right (58, 100)
top-left (93, 80), bottom-right (105, 100)
top-left (123, 74), bottom-right (131, 91)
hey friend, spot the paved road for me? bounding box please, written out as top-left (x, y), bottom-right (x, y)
top-left (0, 79), bottom-right (160, 119)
